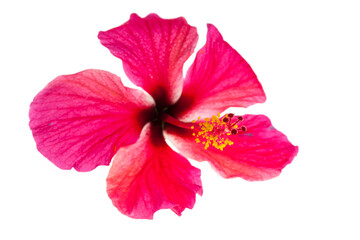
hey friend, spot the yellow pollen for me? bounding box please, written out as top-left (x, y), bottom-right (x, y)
top-left (191, 112), bottom-right (234, 151)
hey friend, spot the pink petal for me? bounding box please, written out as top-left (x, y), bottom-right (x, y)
top-left (170, 24), bottom-right (266, 121)
top-left (29, 69), bottom-right (155, 171)
top-left (164, 115), bottom-right (298, 181)
top-left (107, 123), bottom-right (202, 219)
top-left (98, 13), bottom-right (198, 106)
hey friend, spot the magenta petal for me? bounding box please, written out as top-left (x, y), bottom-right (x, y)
top-left (98, 13), bottom-right (198, 106)
top-left (29, 69), bottom-right (155, 171)
top-left (171, 24), bottom-right (266, 121)
top-left (107, 123), bottom-right (202, 219)
top-left (164, 115), bottom-right (298, 181)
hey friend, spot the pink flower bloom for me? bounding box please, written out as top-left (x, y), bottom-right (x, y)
top-left (29, 13), bottom-right (298, 219)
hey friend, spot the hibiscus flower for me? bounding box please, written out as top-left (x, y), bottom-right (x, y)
top-left (29, 13), bottom-right (298, 219)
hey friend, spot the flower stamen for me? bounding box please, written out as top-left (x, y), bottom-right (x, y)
top-left (191, 113), bottom-right (247, 151)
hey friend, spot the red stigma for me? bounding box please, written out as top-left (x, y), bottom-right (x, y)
top-left (192, 113), bottom-right (248, 150)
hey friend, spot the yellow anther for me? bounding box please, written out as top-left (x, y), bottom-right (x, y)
top-left (191, 113), bottom-right (234, 151)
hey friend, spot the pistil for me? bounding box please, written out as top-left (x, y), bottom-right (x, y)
top-left (191, 113), bottom-right (247, 151)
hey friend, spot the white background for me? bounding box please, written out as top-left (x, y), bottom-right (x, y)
top-left (1, 0), bottom-right (359, 239)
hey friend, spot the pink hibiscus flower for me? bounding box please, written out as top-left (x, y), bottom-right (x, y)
top-left (29, 13), bottom-right (298, 219)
